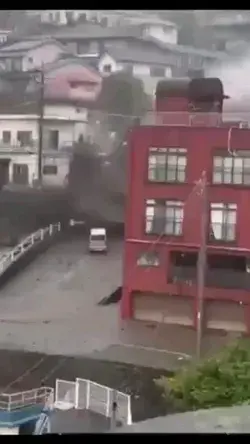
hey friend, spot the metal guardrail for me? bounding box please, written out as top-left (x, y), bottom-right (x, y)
top-left (0, 222), bottom-right (61, 276)
top-left (54, 378), bottom-right (132, 426)
top-left (0, 387), bottom-right (54, 412)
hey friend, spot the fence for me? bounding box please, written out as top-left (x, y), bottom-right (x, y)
top-left (0, 387), bottom-right (54, 412)
top-left (54, 378), bottom-right (132, 426)
top-left (0, 222), bottom-right (61, 277)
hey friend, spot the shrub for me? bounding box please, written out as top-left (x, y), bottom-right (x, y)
top-left (155, 339), bottom-right (250, 411)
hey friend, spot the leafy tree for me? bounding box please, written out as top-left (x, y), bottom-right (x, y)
top-left (97, 71), bottom-right (149, 117)
top-left (94, 71), bottom-right (151, 174)
top-left (155, 339), bottom-right (250, 411)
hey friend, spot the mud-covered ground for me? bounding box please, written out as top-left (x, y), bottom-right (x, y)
top-left (0, 349), bottom-right (174, 422)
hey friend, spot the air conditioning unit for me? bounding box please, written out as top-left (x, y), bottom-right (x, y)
top-left (239, 121), bottom-right (249, 129)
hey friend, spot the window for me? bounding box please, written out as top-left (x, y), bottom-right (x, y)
top-left (213, 154), bottom-right (250, 185)
top-left (2, 131), bottom-right (11, 144)
top-left (48, 130), bottom-right (59, 150)
top-left (148, 147), bottom-right (187, 183)
top-left (150, 66), bottom-right (165, 77)
top-left (210, 203), bottom-right (237, 242)
top-left (13, 163), bottom-right (28, 185)
top-left (12, 58), bottom-right (22, 71)
top-left (137, 251), bottom-right (160, 267)
top-left (103, 64), bottom-right (112, 73)
top-left (17, 131), bottom-right (32, 147)
top-left (43, 165), bottom-right (58, 175)
top-left (145, 199), bottom-right (184, 236)
top-left (165, 200), bottom-right (184, 235)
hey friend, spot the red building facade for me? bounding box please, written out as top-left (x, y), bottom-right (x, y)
top-left (121, 77), bottom-right (250, 334)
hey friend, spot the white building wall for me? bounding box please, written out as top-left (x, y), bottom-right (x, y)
top-left (143, 25), bottom-right (178, 44)
top-left (1, 152), bottom-right (70, 188)
top-left (98, 54), bottom-right (121, 75)
top-left (45, 104), bottom-right (88, 122)
top-left (0, 114), bottom-right (85, 188)
top-left (132, 64), bottom-right (150, 76)
top-left (0, 112), bottom-right (87, 147)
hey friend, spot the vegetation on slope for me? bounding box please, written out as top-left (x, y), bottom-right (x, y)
top-left (155, 339), bottom-right (250, 411)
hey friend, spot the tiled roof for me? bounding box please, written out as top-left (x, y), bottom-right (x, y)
top-left (106, 46), bottom-right (172, 65)
top-left (43, 57), bottom-right (101, 80)
top-left (51, 24), bottom-right (141, 40)
top-left (0, 39), bottom-right (48, 52)
top-left (0, 38), bottom-right (64, 56)
top-left (144, 35), bottom-right (228, 60)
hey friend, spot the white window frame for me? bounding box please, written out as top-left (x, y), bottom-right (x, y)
top-left (213, 154), bottom-right (250, 185)
top-left (148, 147), bottom-right (187, 183)
top-left (145, 199), bottom-right (184, 236)
top-left (210, 203), bottom-right (237, 242)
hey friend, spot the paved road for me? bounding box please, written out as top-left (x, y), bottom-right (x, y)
top-left (0, 234), bottom-right (234, 367)
top-left (51, 409), bottom-right (110, 433)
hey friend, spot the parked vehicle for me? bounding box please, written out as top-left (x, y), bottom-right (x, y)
top-left (88, 228), bottom-right (107, 253)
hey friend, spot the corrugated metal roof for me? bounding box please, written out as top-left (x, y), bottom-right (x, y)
top-left (115, 405), bottom-right (250, 434)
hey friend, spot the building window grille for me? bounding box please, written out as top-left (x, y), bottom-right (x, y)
top-left (213, 154), bottom-right (250, 185)
top-left (145, 199), bottom-right (184, 236)
top-left (210, 203), bottom-right (237, 242)
top-left (148, 147), bottom-right (187, 183)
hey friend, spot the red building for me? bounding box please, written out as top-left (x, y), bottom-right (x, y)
top-left (121, 77), bottom-right (250, 335)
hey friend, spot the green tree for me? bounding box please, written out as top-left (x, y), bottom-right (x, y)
top-left (155, 339), bottom-right (250, 411)
top-left (97, 71), bottom-right (150, 119)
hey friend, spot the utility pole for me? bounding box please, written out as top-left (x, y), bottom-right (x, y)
top-left (196, 171), bottom-right (208, 361)
top-left (37, 69), bottom-right (45, 187)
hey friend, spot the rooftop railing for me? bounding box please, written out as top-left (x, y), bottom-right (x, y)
top-left (0, 387), bottom-right (54, 412)
top-left (140, 111), bottom-right (250, 127)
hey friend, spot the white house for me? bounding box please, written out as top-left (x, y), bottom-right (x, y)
top-left (0, 105), bottom-right (89, 189)
top-left (98, 49), bottom-right (172, 95)
top-left (0, 39), bottom-right (69, 72)
top-left (130, 19), bottom-right (178, 45)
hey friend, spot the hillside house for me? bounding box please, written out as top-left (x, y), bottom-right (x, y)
top-left (0, 103), bottom-right (90, 189)
top-left (0, 39), bottom-right (69, 72)
top-left (205, 14), bottom-right (250, 51)
top-left (45, 24), bottom-right (227, 84)
top-left (42, 58), bottom-right (102, 103)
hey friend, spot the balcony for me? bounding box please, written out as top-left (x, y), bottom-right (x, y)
top-left (169, 266), bottom-right (250, 290)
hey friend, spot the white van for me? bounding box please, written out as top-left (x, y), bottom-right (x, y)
top-left (88, 228), bottom-right (107, 253)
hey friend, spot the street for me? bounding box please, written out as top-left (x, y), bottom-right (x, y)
top-left (0, 235), bottom-right (234, 367)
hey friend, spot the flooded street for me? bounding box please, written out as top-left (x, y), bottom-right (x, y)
top-left (0, 349), bottom-right (173, 422)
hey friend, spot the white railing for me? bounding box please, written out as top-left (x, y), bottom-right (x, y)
top-left (54, 378), bottom-right (132, 426)
top-left (54, 379), bottom-right (76, 411)
top-left (0, 222), bottom-right (61, 277)
top-left (0, 387), bottom-right (54, 412)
